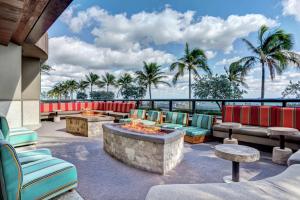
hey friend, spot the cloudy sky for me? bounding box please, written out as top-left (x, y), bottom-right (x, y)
top-left (44, 0), bottom-right (300, 99)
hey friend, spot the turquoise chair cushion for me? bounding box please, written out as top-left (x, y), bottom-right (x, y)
top-left (119, 118), bottom-right (133, 123)
top-left (129, 109), bottom-right (146, 119)
top-left (17, 149), bottom-right (52, 165)
top-left (0, 141), bottom-right (22, 200)
top-left (21, 157), bottom-right (78, 199)
top-left (9, 130), bottom-right (38, 147)
top-left (191, 114), bottom-right (213, 130)
top-left (160, 123), bottom-right (183, 129)
top-left (140, 120), bottom-right (156, 126)
top-left (0, 129), bottom-right (4, 140)
top-left (0, 115), bottom-right (10, 139)
top-left (180, 126), bottom-right (211, 137)
top-left (165, 112), bottom-right (188, 126)
top-left (147, 111), bottom-right (162, 123)
top-left (0, 115), bottom-right (38, 147)
top-left (119, 118), bottom-right (156, 126)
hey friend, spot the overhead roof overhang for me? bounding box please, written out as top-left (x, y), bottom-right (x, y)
top-left (0, 0), bottom-right (73, 46)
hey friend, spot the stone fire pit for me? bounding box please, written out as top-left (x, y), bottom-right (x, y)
top-left (102, 123), bottom-right (184, 174)
top-left (66, 112), bottom-right (114, 137)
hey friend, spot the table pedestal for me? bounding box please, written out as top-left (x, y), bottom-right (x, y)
top-left (54, 115), bottom-right (61, 123)
top-left (272, 147), bottom-right (292, 165)
top-left (223, 138), bottom-right (238, 144)
top-left (223, 161), bottom-right (241, 183)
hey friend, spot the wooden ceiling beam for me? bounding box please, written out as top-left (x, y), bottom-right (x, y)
top-left (0, 0), bottom-right (24, 45)
top-left (25, 0), bottom-right (73, 44)
top-left (12, 0), bottom-right (49, 45)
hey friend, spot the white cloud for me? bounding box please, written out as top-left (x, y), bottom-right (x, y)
top-left (205, 51), bottom-right (217, 59)
top-left (43, 36), bottom-right (176, 91)
top-left (63, 6), bottom-right (277, 52)
top-left (48, 36), bottom-right (175, 70)
top-left (244, 67), bottom-right (300, 98)
top-left (282, 0), bottom-right (300, 22)
top-left (215, 56), bottom-right (241, 66)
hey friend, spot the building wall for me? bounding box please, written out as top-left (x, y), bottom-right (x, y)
top-left (22, 57), bottom-right (41, 129)
top-left (0, 43), bottom-right (41, 129)
top-left (0, 43), bottom-right (23, 128)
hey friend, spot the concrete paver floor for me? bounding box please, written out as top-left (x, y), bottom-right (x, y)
top-left (26, 120), bottom-right (286, 200)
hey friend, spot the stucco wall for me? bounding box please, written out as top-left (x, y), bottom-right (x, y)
top-left (22, 57), bottom-right (41, 128)
top-left (0, 43), bottom-right (41, 129)
top-left (0, 43), bottom-right (22, 127)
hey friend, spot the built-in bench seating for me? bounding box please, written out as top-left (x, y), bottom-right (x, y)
top-left (0, 115), bottom-right (38, 147)
top-left (146, 163), bottom-right (300, 200)
top-left (40, 101), bottom-right (136, 120)
top-left (213, 106), bottom-right (300, 150)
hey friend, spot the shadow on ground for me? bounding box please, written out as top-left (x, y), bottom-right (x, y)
top-left (32, 121), bottom-right (287, 200)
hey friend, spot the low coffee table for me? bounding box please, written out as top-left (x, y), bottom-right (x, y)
top-left (268, 127), bottom-right (299, 165)
top-left (215, 144), bottom-right (260, 183)
top-left (219, 122), bottom-right (242, 144)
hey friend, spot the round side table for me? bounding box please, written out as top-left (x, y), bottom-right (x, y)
top-left (219, 122), bottom-right (242, 144)
top-left (268, 127), bottom-right (299, 165)
top-left (215, 144), bottom-right (260, 183)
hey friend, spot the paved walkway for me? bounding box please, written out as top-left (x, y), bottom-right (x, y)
top-left (32, 120), bottom-right (286, 200)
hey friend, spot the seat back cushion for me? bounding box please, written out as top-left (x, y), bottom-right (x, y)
top-left (222, 105), bottom-right (278, 127)
top-left (129, 109), bottom-right (146, 119)
top-left (191, 114), bottom-right (213, 130)
top-left (278, 107), bottom-right (300, 130)
top-left (0, 141), bottom-right (22, 200)
top-left (165, 112), bottom-right (188, 126)
top-left (0, 115), bottom-right (10, 139)
top-left (147, 111), bottom-right (162, 123)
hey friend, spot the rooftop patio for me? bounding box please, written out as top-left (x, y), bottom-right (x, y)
top-left (27, 120), bottom-right (287, 200)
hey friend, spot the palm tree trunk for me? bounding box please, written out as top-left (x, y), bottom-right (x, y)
top-left (107, 84), bottom-right (109, 92)
top-left (261, 62), bottom-right (265, 99)
top-left (149, 84), bottom-right (152, 99)
top-left (189, 69), bottom-right (192, 99)
top-left (188, 68), bottom-right (192, 109)
top-left (90, 84), bottom-right (93, 99)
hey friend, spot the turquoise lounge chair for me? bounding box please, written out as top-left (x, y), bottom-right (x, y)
top-left (0, 115), bottom-right (37, 147)
top-left (0, 141), bottom-right (78, 200)
top-left (180, 114), bottom-right (214, 144)
top-left (0, 129), bottom-right (52, 164)
top-left (119, 109), bottom-right (146, 123)
top-left (160, 112), bottom-right (188, 129)
top-left (139, 110), bottom-right (162, 126)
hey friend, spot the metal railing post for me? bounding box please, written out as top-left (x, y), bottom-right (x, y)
top-left (192, 100), bottom-right (196, 114)
top-left (282, 101), bottom-right (287, 107)
top-left (151, 100), bottom-right (155, 110)
top-left (169, 100), bottom-right (173, 112)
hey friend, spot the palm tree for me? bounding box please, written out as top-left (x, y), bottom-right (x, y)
top-left (48, 82), bottom-right (65, 100)
top-left (136, 62), bottom-right (170, 99)
top-left (170, 43), bottom-right (211, 100)
top-left (224, 62), bottom-right (249, 87)
top-left (40, 64), bottom-right (53, 74)
top-left (238, 25), bottom-right (300, 99)
top-left (84, 72), bottom-right (100, 94)
top-left (98, 72), bottom-right (117, 92)
top-left (78, 80), bottom-right (89, 92)
top-left (64, 80), bottom-right (78, 99)
top-left (117, 73), bottom-right (133, 97)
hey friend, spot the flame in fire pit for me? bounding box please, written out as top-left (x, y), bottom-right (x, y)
top-left (81, 109), bottom-right (103, 117)
top-left (121, 119), bottom-right (165, 135)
